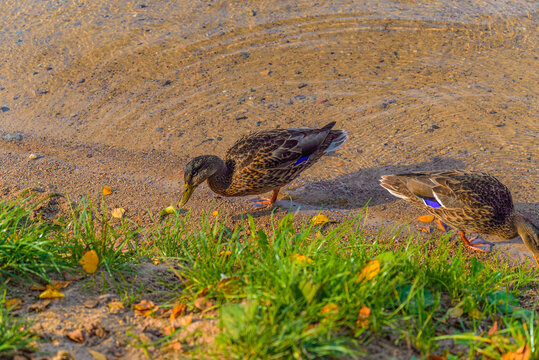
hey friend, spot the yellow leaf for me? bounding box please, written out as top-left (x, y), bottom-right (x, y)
top-left (356, 305), bottom-right (371, 329)
top-left (108, 301), bottom-right (124, 313)
top-left (311, 214), bottom-right (329, 225)
top-left (219, 250), bottom-right (232, 257)
top-left (159, 205), bottom-right (176, 217)
top-left (356, 260), bottom-right (380, 283)
top-left (293, 253), bottom-right (313, 264)
top-left (502, 344), bottom-right (531, 360)
top-left (5, 298), bottom-right (22, 311)
top-left (39, 285), bottom-right (65, 299)
top-left (79, 250), bottom-right (99, 274)
top-left (469, 308), bottom-right (483, 320)
top-left (418, 215), bottom-right (435, 223)
top-left (111, 207), bottom-right (125, 219)
top-left (152, 257), bottom-right (160, 265)
top-left (321, 303), bottom-right (339, 316)
top-left (133, 300), bottom-right (156, 316)
top-left (102, 186), bottom-right (112, 196)
top-left (88, 349), bottom-right (108, 360)
top-left (212, 210), bottom-right (219, 216)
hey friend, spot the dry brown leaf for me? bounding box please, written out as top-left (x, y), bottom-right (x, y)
top-left (356, 260), bottom-right (380, 283)
top-left (102, 186), bottom-right (112, 196)
top-left (79, 250), bottom-right (99, 274)
top-left (39, 285), bottom-right (65, 299)
top-left (133, 300), bottom-right (156, 316)
top-left (66, 328), bottom-right (84, 343)
top-left (194, 296), bottom-right (212, 311)
top-left (88, 349), bottom-right (108, 360)
top-left (91, 323), bottom-right (108, 338)
top-left (171, 313), bottom-right (193, 328)
top-left (170, 303), bottom-right (187, 323)
top-left (502, 344), bottom-right (531, 360)
top-left (418, 215), bottom-right (435, 223)
top-left (356, 305), bottom-right (371, 329)
top-left (29, 299), bottom-right (51, 312)
top-left (111, 207), bottom-right (126, 219)
top-left (165, 340), bottom-right (183, 352)
top-left (83, 298), bottom-right (100, 309)
top-left (108, 301), bottom-right (124, 313)
top-left (427, 355), bottom-right (448, 360)
top-left (5, 298), bottom-right (22, 310)
top-left (488, 320), bottom-right (499, 336)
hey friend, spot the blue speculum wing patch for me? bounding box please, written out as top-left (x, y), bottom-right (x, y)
top-left (423, 197), bottom-right (441, 208)
top-left (295, 155), bottom-right (310, 165)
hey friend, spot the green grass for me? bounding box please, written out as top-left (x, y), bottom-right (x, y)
top-left (0, 197), bottom-right (537, 359)
top-left (0, 288), bottom-right (37, 357)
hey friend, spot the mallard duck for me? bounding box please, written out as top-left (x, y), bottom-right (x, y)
top-left (179, 121), bottom-right (347, 209)
top-left (380, 170), bottom-right (539, 264)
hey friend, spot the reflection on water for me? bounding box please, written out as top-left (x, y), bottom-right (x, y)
top-left (0, 0), bottom-right (537, 204)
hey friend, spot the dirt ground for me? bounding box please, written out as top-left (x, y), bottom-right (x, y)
top-left (1, 0), bottom-right (537, 358)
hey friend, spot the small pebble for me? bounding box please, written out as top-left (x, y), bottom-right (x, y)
top-left (260, 69), bottom-right (271, 76)
top-left (298, 83), bottom-right (308, 89)
top-left (0, 106), bottom-right (10, 112)
top-left (318, 98), bottom-right (328, 103)
top-left (4, 133), bottom-right (22, 141)
top-left (28, 153), bottom-right (42, 160)
top-left (240, 52), bottom-right (250, 59)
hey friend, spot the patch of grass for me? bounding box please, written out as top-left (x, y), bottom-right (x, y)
top-left (0, 288), bottom-right (37, 357)
top-left (155, 210), bottom-right (538, 359)
top-left (0, 194), bottom-right (70, 282)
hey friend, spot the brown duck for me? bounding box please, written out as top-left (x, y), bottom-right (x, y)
top-left (179, 121), bottom-right (347, 209)
top-left (380, 170), bottom-right (539, 265)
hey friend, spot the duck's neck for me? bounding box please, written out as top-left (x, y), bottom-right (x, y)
top-left (512, 213), bottom-right (539, 257)
top-left (205, 156), bottom-right (233, 195)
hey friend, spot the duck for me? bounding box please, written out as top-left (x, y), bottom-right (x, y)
top-left (380, 170), bottom-right (539, 265)
top-left (179, 121), bottom-right (347, 209)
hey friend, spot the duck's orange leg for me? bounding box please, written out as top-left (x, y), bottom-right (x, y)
top-left (435, 218), bottom-right (450, 232)
top-left (250, 189), bottom-right (280, 209)
top-left (458, 231), bottom-right (493, 252)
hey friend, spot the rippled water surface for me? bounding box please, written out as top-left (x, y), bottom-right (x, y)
top-left (0, 0), bottom-right (537, 208)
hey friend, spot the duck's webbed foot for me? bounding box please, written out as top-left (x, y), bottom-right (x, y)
top-left (249, 189), bottom-right (280, 210)
top-left (458, 232), bottom-right (494, 253)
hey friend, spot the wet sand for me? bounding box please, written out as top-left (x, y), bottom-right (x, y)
top-left (0, 0), bottom-right (537, 255)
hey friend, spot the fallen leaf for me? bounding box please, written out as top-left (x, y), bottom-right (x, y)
top-left (108, 301), bottom-right (124, 313)
top-left (418, 215), bottom-right (435, 223)
top-left (29, 300), bottom-right (51, 312)
top-left (165, 340), bottom-right (183, 352)
top-left (133, 300), bottom-right (156, 316)
top-left (194, 296), bottom-right (212, 311)
top-left (219, 250), bottom-right (232, 257)
top-left (66, 328), bottom-right (84, 343)
top-left (502, 344), bottom-right (531, 360)
top-left (84, 298), bottom-right (100, 309)
top-left (447, 306), bottom-right (464, 319)
top-left (31, 280), bottom-right (72, 291)
top-left (88, 349), bottom-right (108, 360)
top-left (171, 313), bottom-right (193, 328)
top-left (79, 250), bottom-right (99, 274)
top-left (212, 210), bottom-right (219, 216)
top-left (152, 256), bottom-right (160, 265)
top-left (357, 305), bottom-right (371, 329)
top-left (321, 303), bottom-right (339, 316)
top-left (39, 285), bottom-right (65, 299)
top-left (91, 323), bottom-right (108, 338)
top-left (170, 303), bottom-right (187, 323)
top-left (427, 355), bottom-right (448, 360)
top-left (5, 298), bottom-right (22, 310)
top-left (159, 205), bottom-right (176, 217)
top-left (111, 207), bottom-right (126, 219)
top-left (102, 186), bottom-right (112, 196)
top-left (488, 320), bottom-right (498, 336)
top-left (311, 214), bottom-right (331, 225)
top-left (356, 259), bottom-right (380, 283)
top-left (293, 253), bottom-right (313, 264)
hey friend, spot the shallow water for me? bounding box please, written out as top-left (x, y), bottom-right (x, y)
top-left (0, 0), bottom-right (537, 211)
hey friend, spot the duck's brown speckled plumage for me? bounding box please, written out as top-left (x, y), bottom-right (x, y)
top-left (184, 121), bottom-right (347, 201)
top-left (380, 170), bottom-right (539, 263)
